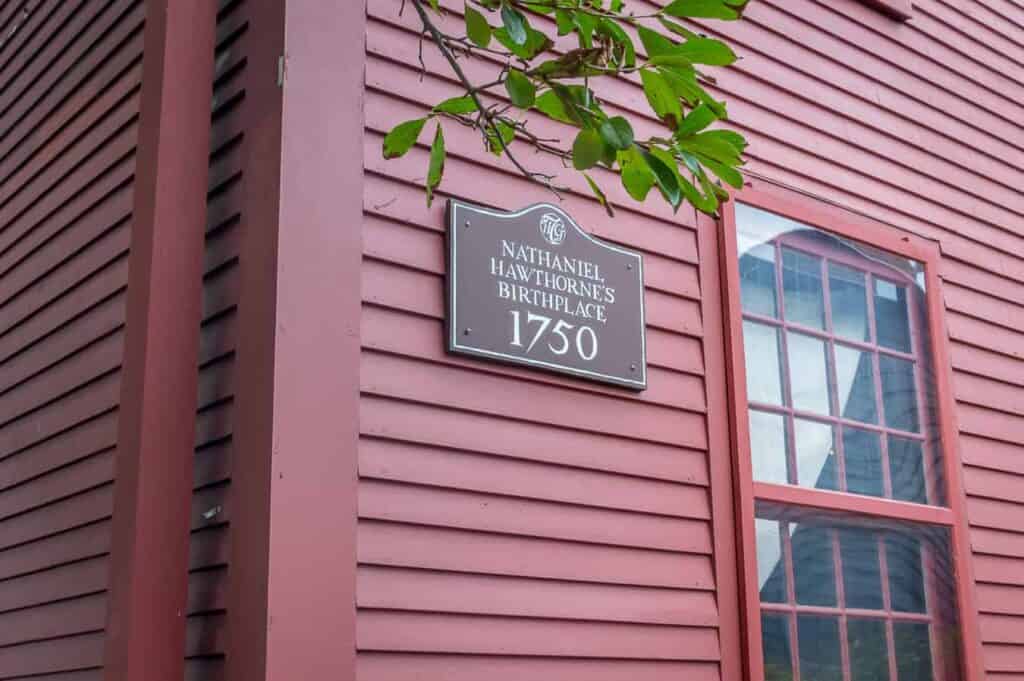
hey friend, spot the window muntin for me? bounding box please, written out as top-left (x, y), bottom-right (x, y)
top-left (736, 204), bottom-right (944, 507)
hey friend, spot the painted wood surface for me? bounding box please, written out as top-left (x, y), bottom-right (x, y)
top-left (360, 1), bottom-right (1024, 679)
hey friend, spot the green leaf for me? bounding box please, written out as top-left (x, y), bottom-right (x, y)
top-left (382, 118), bottom-right (427, 159)
top-left (663, 0), bottom-right (741, 20)
top-left (501, 4), bottom-right (528, 45)
top-left (658, 16), bottom-right (698, 40)
top-left (618, 147), bottom-right (656, 201)
top-left (465, 5), bottom-right (492, 48)
top-left (534, 89), bottom-right (579, 125)
top-left (610, 0), bottom-right (624, 10)
top-left (573, 11), bottom-right (598, 48)
top-left (637, 25), bottom-right (677, 59)
top-left (658, 65), bottom-right (727, 116)
top-left (494, 25), bottom-right (553, 60)
top-left (640, 69), bottom-right (682, 128)
top-left (682, 129), bottom-right (746, 164)
top-left (429, 0), bottom-right (441, 12)
top-left (572, 128), bottom-right (606, 170)
top-left (426, 124), bottom-right (446, 207)
top-left (584, 172), bottom-right (614, 217)
top-left (505, 69), bottom-right (536, 107)
top-left (641, 149), bottom-right (682, 210)
top-left (433, 95), bottom-right (478, 114)
top-left (597, 19), bottom-right (636, 68)
top-left (675, 103), bottom-right (716, 137)
top-left (599, 116), bottom-right (634, 151)
top-left (699, 154), bottom-right (744, 188)
top-left (485, 120), bottom-right (516, 155)
top-left (673, 37), bottom-right (737, 66)
top-left (555, 9), bottom-right (574, 35)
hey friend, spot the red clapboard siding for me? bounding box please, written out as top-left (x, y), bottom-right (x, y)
top-left (0, 6), bottom-right (143, 678)
top-left (359, 0), bottom-right (1024, 679)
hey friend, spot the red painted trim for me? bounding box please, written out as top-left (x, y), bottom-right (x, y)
top-left (720, 180), bottom-right (984, 681)
top-left (717, 198), bottom-right (767, 681)
top-left (227, 2), bottom-right (365, 680)
top-left (102, 2), bottom-right (216, 680)
top-left (698, 211), bottom-right (744, 681)
top-left (223, 2), bottom-right (285, 679)
top-left (860, 0), bottom-right (914, 21)
top-left (922, 240), bottom-right (986, 681)
top-left (752, 482), bottom-right (954, 526)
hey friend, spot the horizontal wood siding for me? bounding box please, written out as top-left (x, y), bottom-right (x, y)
top-left (0, 0), bottom-right (143, 677)
top-left (360, 2), bottom-right (719, 679)
top-left (184, 1), bottom-right (248, 678)
top-left (361, 0), bottom-right (1024, 679)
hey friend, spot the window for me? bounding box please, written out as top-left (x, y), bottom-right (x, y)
top-left (721, 195), bottom-right (983, 681)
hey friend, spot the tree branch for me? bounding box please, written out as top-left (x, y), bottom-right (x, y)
top-left (410, 0), bottom-right (569, 195)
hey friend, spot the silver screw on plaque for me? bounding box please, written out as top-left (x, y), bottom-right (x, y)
top-left (464, 220), bottom-right (471, 228)
top-left (630, 364), bottom-right (637, 372)
top-left (626, 263), bottom-right (633, 270)
top-left (464, 328), bottom-right (472, 335)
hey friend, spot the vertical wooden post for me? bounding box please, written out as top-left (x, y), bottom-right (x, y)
top-left (102, 1), bottom-right (215, 680)
top-left (227, 1), bottom-right (365, 680)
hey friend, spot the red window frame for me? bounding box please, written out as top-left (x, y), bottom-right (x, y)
top-left (718, 185), bottom-right (984, 681)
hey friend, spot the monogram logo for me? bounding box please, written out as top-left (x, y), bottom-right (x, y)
top-left (539, 213), bottom-right (566, 246)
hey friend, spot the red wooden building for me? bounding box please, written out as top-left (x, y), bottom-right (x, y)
top-left (1, 1), bottom-right (1022, 680)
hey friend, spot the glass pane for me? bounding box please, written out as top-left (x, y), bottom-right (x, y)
top-left (887, 534), bottom-right (927, 613)
top-left (740, 242), bottom-right (778, 318)
top-left (787, 332), bottom-right (832, 415)
top-left (743, 320), bottom-right (784, 406)
top-left (835, 345), bottom-right (879, 424)
top-left (792, 525), bottom-right (836, 606)
top-left (875, 279), bottom-right (912, 352)
top-left (762, 613), bottom-right (794, 681)
top-left (829, 263), bottom-right (869, 342)
top-left (756, 518), bottom-right (787, 603)
top-left (794, 419), bottom-right (837, 491)
top-left (839, 527), bottom-right (883, 610)
top-left (843, 428), bottom-right (884, 498)
top-left (880, 355), bottom-right (920, 432)
top-left (894, 622), bottom-right (934, 681)
top-left (797, 615), bottom-right (843, 681)
top-left (848, 619), bottom-right (890, 681)
top-left (890, 436), bottom-right (928, 504)
top-left (749, 409), bottom-right (789, 485)
top-left (783, 248), bottom-right (825, 329)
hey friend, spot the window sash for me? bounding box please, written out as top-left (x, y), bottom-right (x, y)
top-left (718, 187), bottom-right (985, 681)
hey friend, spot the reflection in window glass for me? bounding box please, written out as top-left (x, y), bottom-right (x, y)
top-left (875, 279), bottom-right (912, 353)
top-left (756, 518), bottom-right (786, 603)
top-left (783, 248), bottom-right (825, 329)
top-left (744, 321), bottom-right (784, 406)
top-left (787, 332), bottom-right (832, 415)
top-left (887, 534), bottom-right (927, 613)
top-left (792, 525), bottom-right (836, 606)
top-left (741, 242), bottom-right (778, 318)
top-left (830, 263), bottom-right (870, 342)
top-left (749, 409), bottom-right (789, 485)
top-left (839, 528), bottom-right (883, 610)
top-left (794, 419), bottom-right (837, 491)
top-left (895, 622), bottom-right (934, 681)
top-left (848, 619), bottom-right (890, 681)
top-left (835, 345), bottom-right (879, 424)
top-left (844, 428), bottom-right (884, 498)
top-left (881, 355), bottom-right (920, 432)
top-left (890, 436), bottom-right (928, 504)
top-left (762, 613), bottom-right (794, 681)
top-left (798, 615), bottom-right (843, 681)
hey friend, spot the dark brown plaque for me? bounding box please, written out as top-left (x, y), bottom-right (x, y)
top-left (446, 200), bottom-right (646, 390)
